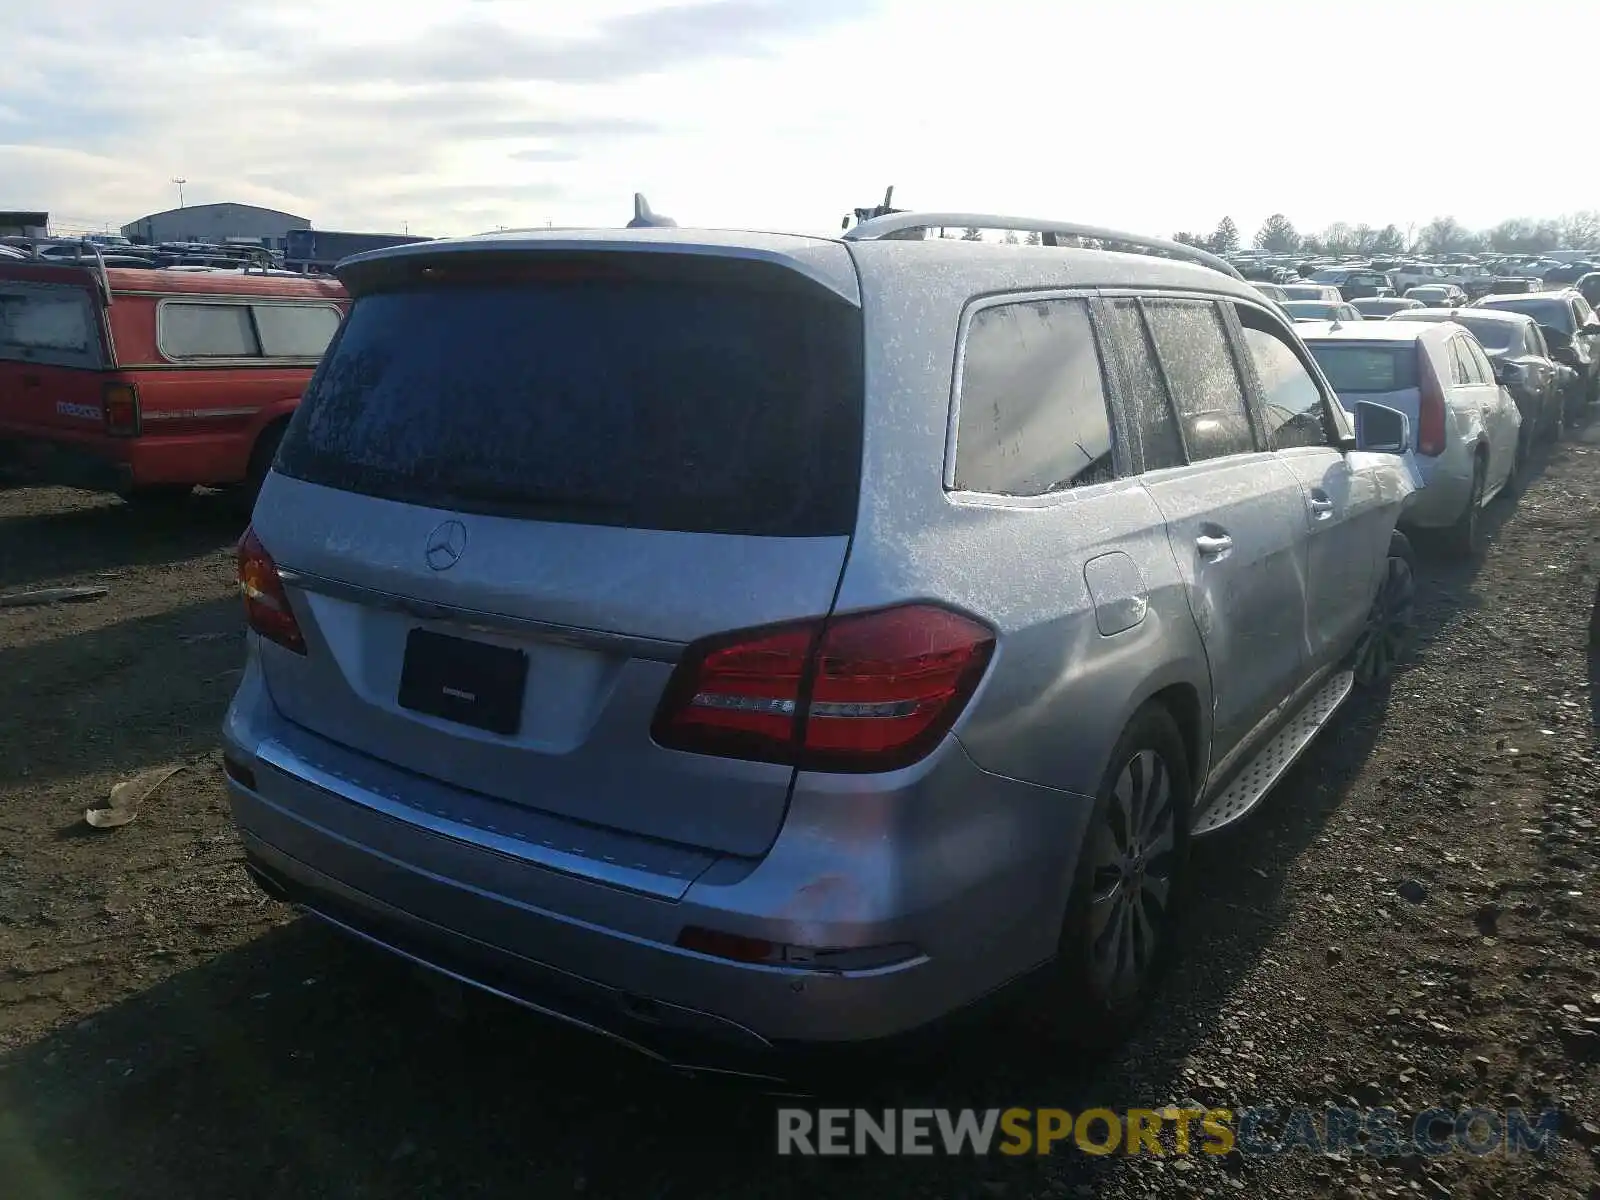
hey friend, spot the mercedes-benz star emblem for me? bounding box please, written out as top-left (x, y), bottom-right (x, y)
top-left (425, 520), bottom-right (468, 571)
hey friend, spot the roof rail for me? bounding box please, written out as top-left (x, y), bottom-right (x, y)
top-left (842, 212), bottom-right (1245, 281)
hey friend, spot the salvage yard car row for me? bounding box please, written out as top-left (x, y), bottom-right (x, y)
top-left (0, 214), bottom-right (1588, 1085)
top-left (1253, 261), bottom-right (1600, 560)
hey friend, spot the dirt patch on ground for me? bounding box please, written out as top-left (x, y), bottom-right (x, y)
top-left (0, 433), bottom-right (1597, 1199)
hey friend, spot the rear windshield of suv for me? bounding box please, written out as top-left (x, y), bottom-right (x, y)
top-left (1449, 319), bottom-right (1518, 352)
top-left (276, 257), bottom-right (864, 537)
top-left (1305, 344), bottom-right (1419, 393)
top-left (1477, 298), bottom-right (1574, 333)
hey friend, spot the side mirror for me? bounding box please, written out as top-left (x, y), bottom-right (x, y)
top-left (1354, 401), bottom-right (1412, 454)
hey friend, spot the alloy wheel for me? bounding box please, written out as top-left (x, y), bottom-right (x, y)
top-left (1353, 554), bottom-right (1417, 686)
top-left (1086, 749), bottom-right (1177, 1001)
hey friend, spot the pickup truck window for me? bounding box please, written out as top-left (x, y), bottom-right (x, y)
top-left (159, 300), bottom-right (342, 361)
top-left (0, 282), bottom-right (102, 369)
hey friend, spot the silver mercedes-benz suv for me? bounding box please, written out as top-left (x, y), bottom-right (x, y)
top-left (224, 212), bottom-right (1419, 1078)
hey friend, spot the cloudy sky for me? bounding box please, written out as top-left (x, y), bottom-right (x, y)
top-left (3, 0), bottom-right (1598, 241)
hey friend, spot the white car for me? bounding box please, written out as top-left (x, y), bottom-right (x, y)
top-left (1283, 299), bottom-right (1363, 323)
top-left (1300, 320), bottom-right (1522, 556)
top-left (1280, 283), bottom-right (1343, 302)
top-left (1390, 262), bottom-right (1452, 292)
top-left (1404, 284), bottom-right (1469, 308)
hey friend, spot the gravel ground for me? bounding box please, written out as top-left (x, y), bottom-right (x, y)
top-left (0, 425), bottom-right (1597, 1200)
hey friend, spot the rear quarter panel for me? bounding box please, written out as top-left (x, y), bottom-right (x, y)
top-left (832, 245), bottom-right (1213, 802)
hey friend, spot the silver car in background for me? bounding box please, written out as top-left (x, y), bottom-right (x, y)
top-left (224, 215), bottom-right (1418, 1078)
top-left (1301, 320), bottom-right (1522, 556)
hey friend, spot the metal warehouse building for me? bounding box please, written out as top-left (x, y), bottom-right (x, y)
top-left (120, 202), bottom-right (310, 250)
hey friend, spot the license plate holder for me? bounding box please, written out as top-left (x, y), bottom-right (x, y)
top-left (398, 628), bottom-right (528, 736)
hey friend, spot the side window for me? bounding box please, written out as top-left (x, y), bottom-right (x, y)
top-left (1528, 324), bottom-right (1548, 358)
top-left (1467, 340), bottom-right (1495, 384)
top-left (953, 297), bottom-right (1117, 495)
top-left (1574, 296), bottom-right (1595, 325)
top-left (160, 302), bottom-right (257, 358)
top-left (1448, 338), bottom-right (1473, 385)
top-left (1237, 312), bottom-right (1331, 451)
top-left (252, 304), bottom-right (341, 358)
top-left (1098, 299), bottom-right (1186, 471)
top-left (1142, 299), bottom-right (1255, 462)
top-left (0, 284), bottom-right (101, 369)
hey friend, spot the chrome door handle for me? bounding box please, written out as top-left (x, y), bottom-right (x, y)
top-left (1309, 497), bottom-right (1334, 519)
top-left (1195, 534), bottom-right (1233, 557)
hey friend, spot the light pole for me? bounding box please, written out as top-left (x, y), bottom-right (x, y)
top-left (171, 177), bottom-right (187, 208)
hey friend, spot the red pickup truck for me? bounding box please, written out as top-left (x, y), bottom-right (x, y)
top-left (0, 258), bottom-right (347, 504)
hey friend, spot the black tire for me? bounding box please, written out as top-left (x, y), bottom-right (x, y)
top-left (242, 420), bottom-right (287, 510)
top-left (1041, 704), bottom-right (1192, 1053)
top-left (1545, 396), bottom-right (1565, 444)
top-left (1501, 429), bottom-right (1527, 500)
top-left (1443, 455), bottom-right (1485, 559)
top-left (120, 484), bottom-right (193, 509)
top-left (1352, 531), bottom-right (1417, 688)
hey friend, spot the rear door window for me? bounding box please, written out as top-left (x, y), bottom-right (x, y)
top-left (1098, 299), bottom-right (1185, 471)
top-left (1142, 299), bottom-right (1255, 461)
top-left (954, 298), bottom-right (1116, 495)
top-left (277, 258), bottom-right (864, 537)
top-left (1305, 343), bottom-right (1420, 393)
top-left (1465, 339), bottom-right (1495, 385)
top-left (0, 281), bottom-right (102, 368)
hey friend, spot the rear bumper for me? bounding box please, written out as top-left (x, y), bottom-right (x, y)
top-left (221, 652), bottom-right (1088, 1071)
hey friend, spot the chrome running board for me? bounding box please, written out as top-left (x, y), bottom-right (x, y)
top-left (1191, 669), bottom-right (1354, 837)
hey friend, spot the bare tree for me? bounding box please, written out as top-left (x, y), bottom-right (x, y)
top-left (1372, 225), bottom-right (1405, 255)
top-left (1321, 222), bottom-right (1356, 254)
top-left (1557, 210), bottom-right (1600, 250)
top-left (1417, 216), bottom-right (1477, 254)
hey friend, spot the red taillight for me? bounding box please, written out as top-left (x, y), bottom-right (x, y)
top-left (237, 527), bottom-right (305, 654)
top-left (652, 604), bottom-right (995, 772)
top-left (102, 381), bottom-right (140, 437)
top-left (1417, 344), bottom-right (1447, 456)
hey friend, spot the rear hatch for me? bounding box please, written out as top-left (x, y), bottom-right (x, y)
top-left (1304, 339), bottom-right (1423, 428)
top-left (0, 271), bottom-right (111, 438)
top-left (252, 243), bottom-right (865, 858)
